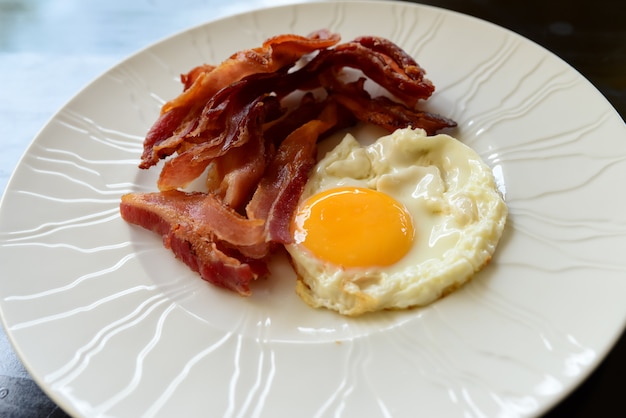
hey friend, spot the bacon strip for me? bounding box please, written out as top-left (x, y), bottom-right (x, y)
top-left (350, 36), bottom-right (432, 107)
top-left (315, 41), bottom-right (434, 107)
top-left (247, 101), bottom-right (341, 243)
top-left (140, 105), bottom-right (191, 168)
top-left (120, 191), bottom-right (269, 295)
top-left (329, 78), bottom-right (456, 135)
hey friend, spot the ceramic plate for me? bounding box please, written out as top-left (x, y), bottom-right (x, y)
top-left (1, 1), bottom-right (625, 417)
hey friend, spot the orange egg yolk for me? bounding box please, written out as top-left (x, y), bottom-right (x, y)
top-left (292, 187), bottom-right (415, 268)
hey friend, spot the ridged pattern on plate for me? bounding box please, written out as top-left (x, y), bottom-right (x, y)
top-left (1, 1), bottom-right (625, 417)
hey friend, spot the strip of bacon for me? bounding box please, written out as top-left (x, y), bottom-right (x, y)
top-left (120, 191), bottom-right (269, 295)
top-left (350, 36), bottom-right (432, 107)
top-left (319, 43), bottom-right (433, 107)
top-left (258, 38), bottom-right (435, 107)
top-left (139, 105), bottom-right (191, 169)
top-left (246, 100), bottom-right (341, 243)
top-left (329, 78), bottom-right (456, 134)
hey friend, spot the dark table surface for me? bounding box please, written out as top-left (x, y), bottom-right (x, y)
top-left (0, 0), bottom-right (624, 417)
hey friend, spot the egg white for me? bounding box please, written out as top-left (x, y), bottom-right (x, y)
top-left (285, 127), bottom-right (508, 316)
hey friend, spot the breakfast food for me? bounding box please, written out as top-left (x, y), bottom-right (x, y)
top-left (120, 31), bottom-right (455, 283)
top-left (119, 30), bottom-right (506, 316)
top-left (287, 128), bottom-right (508, 316)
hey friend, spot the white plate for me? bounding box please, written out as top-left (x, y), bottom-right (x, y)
top-left (1, 1), bottom-right (625, 417)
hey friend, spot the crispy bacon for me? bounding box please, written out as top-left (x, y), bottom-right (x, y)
top-left (247, 101), bottom-right (341, 243)
top-left (140, 105), bottom-right (190, 168)
top-left (140, 30), bottom-right (340, 169)
top-left (156, 94), bottom-right (282, 191)
top-left (328, 78), bottom-right (456, 134)
top-left (120, 191), bottom-right (269, 295)
top-left (350, 36), bottom-right (433, 107)
top-left (122, 30), bottom-right (457, 295)
top-left (308, 40), bottom-right (434, 107)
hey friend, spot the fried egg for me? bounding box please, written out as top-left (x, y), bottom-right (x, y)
top-left (286, 127), bottom-right (507, 316)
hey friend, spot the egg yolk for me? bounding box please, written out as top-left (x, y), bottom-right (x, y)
top-left (292, 187), bottom-right (414, 268)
